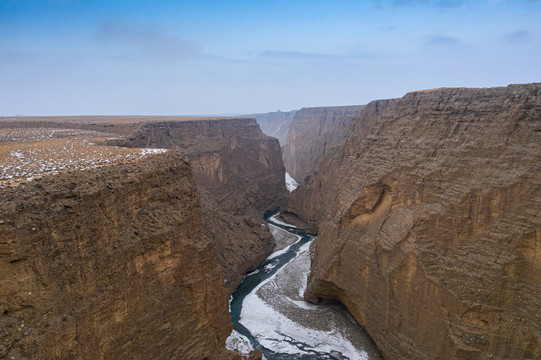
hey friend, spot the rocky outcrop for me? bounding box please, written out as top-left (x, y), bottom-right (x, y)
top-left (115, 118), bottom-right (287, 292)
top-left (286, 84), bottom-right (541, 359)
top-left (282, 105), bottom-right (365, 183)
top-left (0, 152), bottom-right (239, 359)
top-left (245, 110), bottom-right (298, 147)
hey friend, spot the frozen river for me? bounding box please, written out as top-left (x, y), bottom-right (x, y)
top-left (227, 211), bottom-right (383, 360)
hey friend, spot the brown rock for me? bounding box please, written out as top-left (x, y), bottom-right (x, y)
top-left (114, 118), bottom-right (287, 292)
top-left (0, 115), bottom-right (287, 294)
top-left (287, 84), bottom-right (541, 359)
top-left (282, 105), bottom-right (365, 183)
top-left (0, 152), bottom-right (239, 359)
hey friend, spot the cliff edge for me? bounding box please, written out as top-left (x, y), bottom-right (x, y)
top-left (0, 152), bottom-right (238, 359)
top-left (115, 118), bottom-right (287, 292)
top-left (286, 84), bottom-right (541, 359)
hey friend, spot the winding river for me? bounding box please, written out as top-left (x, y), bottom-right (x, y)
top-left (227, 211), bottom-right (383, 360)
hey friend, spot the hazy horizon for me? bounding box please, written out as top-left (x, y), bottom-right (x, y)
top-left (2, 0), bottom-right (541, 116)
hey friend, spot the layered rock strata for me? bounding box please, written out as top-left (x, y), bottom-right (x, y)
top-left (246, 110), bottom-right (298, 147)
top-left (282, 105), bottom-right (365, 182)
top-left (114, 118), bottom-right (287, 292)
top-left (285, 84), bottom-right (541, 359)
top-left (0, 152), bottom-right (239, 359)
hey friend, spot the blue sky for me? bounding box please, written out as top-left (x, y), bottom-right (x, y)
top-left (1, 0), bottom-right (540, 115)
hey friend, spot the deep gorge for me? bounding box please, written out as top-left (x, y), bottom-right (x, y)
top-left (1, 82), bottom-right (540, 360)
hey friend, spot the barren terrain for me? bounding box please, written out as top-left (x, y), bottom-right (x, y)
top-left (0, 127), bottom-right (166, 187)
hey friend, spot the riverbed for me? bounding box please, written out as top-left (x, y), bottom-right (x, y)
top-left (227, 211), bottom-right (382, 360)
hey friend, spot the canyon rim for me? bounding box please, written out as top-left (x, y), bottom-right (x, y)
top-left (1, 82), bottom-right (540, 360)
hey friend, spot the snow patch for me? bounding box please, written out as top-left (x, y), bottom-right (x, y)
top-left (264, 262), bottom-right (278, 273)
top-left (269, 214), bottom-right (294, 227)
top-left (240, 235), bottom-right (368, 359)
top-left (297, 240), bottom-right (313, 299)
top-left (226, 330), bottom-right (254, 355)
top-left (10, 150), bottom-right (24, 159)
top-left (246, 268), bottom-right (260, 276)
top-left (266, 237), bottom-right (301, 260)
top-left (285, 172), bottom-right (298, 192)
top-left (240, 287), bottom-right (367, 358)
top-left (141, 148), bottom-right (168, 156)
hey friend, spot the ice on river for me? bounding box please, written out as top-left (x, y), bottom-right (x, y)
top-left (239, 239), bottom-right (380, 359)
top-left (285, 172), bottom-right (298, 192)
top-left (226, 330), bottom-right (254, 355)
top-left (267, 224), bottom-right (302, 259)
top-left (268, 214), bottom-right (292, 227)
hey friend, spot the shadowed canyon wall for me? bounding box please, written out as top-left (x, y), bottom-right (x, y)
top-left (115, 118), bottom-right (287, 292)
top-left (284, 84), bottom-right (541, 359)
top-left (246, 110), bottom-right (298, 148)
top-left (282, 105), bottom-right (365, 183)
top-left (0, 152), bottom-right (239, 359)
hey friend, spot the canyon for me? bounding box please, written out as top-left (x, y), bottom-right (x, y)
top-left (0, 151), bottom-right (239, 359)
top-left (282, 105), bottom-right (365, 183)
top-left (0, 116), bottom-right (283, 359)
top-left (248, 110), bottom-right (298, 149)
top-left (1, 82), bottom-right (540, 360)
top-left (111, 118), bottom-right (287, 293)
top-left (283, 83), bottom-right (541, 359)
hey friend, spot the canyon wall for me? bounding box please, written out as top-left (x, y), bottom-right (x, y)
top-left (246, 110), bottom-right (298, 147)
top-left (0, 152), bottom-right (239, 359)
top-left (115, 118), bottom-right (287, 292)
top-left (285, 84), bottom-right (541, 359)
top-left (282, 105), bottom-right (365, 183)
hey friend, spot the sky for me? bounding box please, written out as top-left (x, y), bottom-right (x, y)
top-left (1, 0), bottom-right (540, 115)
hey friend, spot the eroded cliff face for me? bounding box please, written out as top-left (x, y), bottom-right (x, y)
top-left (247, 110), bottom-right (298, 147)
top-left (116, 118), bottom-right (287, 292)
top-left (286, 84), bottom-right (541, 359)
top-left (282, 105), bottom-right (365, 183)
top-left (0, 152), bottom-right (239, 359)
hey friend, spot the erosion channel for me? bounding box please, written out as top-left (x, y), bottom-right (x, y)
top-left (229, 211), bottom-right (383, 359)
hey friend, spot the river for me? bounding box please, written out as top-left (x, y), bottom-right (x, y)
top-left (227, 210), bottom-right (383, 360)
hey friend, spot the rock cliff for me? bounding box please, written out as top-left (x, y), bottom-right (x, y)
top-left (245, 110), bottom-right (298, 147)
top-left (285, 84), bottom-right (541, 359)
top-left (114, 118), bottom-right (287, 292)
top-left (0, 152), bottom-right (239, 359)
top-left (282, 105), bottom-right (365, 183)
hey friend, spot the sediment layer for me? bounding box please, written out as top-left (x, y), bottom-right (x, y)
top-left (0, 152), bottom-right (238, 359)
top-left (113, 118), bottom-right (287, 292)
top-left (286, 84), bottom-right (541, 359)
top-left (282, 105), bottom-right (365, 183)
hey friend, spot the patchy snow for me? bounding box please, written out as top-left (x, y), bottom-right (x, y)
top-left (239, 237), bottom-right (369, 359)
top-left (240, 274), bottom-right (368, 358)
top-left (10, 150), bottom-right (24, 159)
top-left (268, 223), bottom-right (282, 237)
top-left (226, 330), bottom-right (254, 355)
top-left (141, 148), bottom-right (168, 156)
top-left (266, 239), bottom-right (300, 260)
top-left (264, 262), bottom-right (279, 273)
top-left (297, 240), bottom-right (314, 298)
top-left (269, 214), bottom-right (294, 227)
top-left (0, 128), bottom-right (172, 187)
top-left (246, 268), bottom-right (260, 276)
top-left (285, 172), bottom-right (298, 192)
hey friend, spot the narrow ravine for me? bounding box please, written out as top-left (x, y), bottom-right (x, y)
top-left (227, 210), bottom-right (383, 360)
